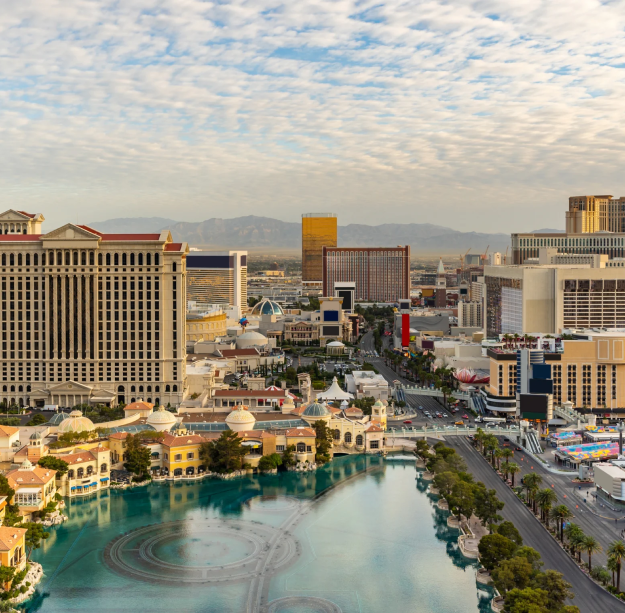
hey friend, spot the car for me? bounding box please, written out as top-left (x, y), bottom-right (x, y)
top-left (515, 446), bottom-right (523, 451)
top-left (454, 420), bottom-right (465, 426)
top-left (442, 413), bottom-right (448, 418)
top-left (403, 420), bottom-right (412, 424)
top-left (419, 406), bottom-right (423, 410)
top-left (462, 414), bottom-right (469, 419)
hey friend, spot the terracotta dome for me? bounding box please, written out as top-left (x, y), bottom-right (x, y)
top-left (225, 405), bottom-right (256, 432)
top-left (58, 410), bottom-right (95, 434)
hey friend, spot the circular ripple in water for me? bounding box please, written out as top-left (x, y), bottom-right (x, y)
top-left (266, 596), bottom-right (342, 613)
top-left (245, 495), bottom-right (301, 513)
top-left (104, 518), bottom-right (298, 585)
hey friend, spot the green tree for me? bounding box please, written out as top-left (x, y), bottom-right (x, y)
top-left (0, 564), bottom-right (15, 588)
top-left (312, 420), bottom-right (333, 464)
top-left (432, 471), bottom-right (458, 499)
top-left (522, 473), bottom-right (543, 513)
top-left (496, 521), bottom-right (523, 546)
top-left (123, 433), bottom-right (152, 479)
top-left (26, 414), bottom-right (47, 426)
top-left (535, 488), bottom-right (558, 526)
top-left (199, 431), bottom-right (247, 474)
top-left (507, 462), bottom-right (521, 487)
top-left (491, 556), bottom-right (534, 594)
top-left (258, 453), bottom-right (282, 472)
top-left (281, 445), bottom-right (296, 468)
top-left (473, 484), bottom-right (504, 533)
top-left (515, 547), bottom-right (543, 571)
top-left (24, 522), bottom-right (50, 560)
top-left (448, 480), bottom-right (475, 523)
top-left (37, 455), bottom-right (69, 477)
top-left (478, 534), bottom-right (518, 571)
top-left (583, 535), bottom-right (602, 572)
top-left (504, 587), bottom-right (549, 613)
top-left (607, 540), bottom-right (625, 592)
top-left (532, 570), bottom-right (575, 611)
top-left (550, 505), bottom-right (573, 543)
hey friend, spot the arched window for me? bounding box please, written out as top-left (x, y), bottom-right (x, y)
top-left (155, 386), bottom-right (160, 393)
top-left (77, 468), bottom-right (84, 478)
top-left (333, 429), bottom-right (340, 440)
top-left (10, 385), bottom-right (15, 392)
top-left (87, 466), bottom-right (93, 476)
top-left (89, 252), bottom-right (95, 265)
top-left (98, 253), bottom-right (103, 266)
top-left (139, 385), bottom-right (144, 393)
top-left (146, 253), bottom-right (152, 266)
top-left (344, 432), bottom-right (352, 443)
top-left (57, 251), bottom-right (62, 265)
top-left (154, 253), bottom-right (160, 265)
top-left (147, 397), bottom-right (152, 403)
top-left (26, 385), bottom-right (31, 392)
top-left (100, 463), bottom-right (108, 473)
top-left (9, 254), bottom-right (14, 266)
top-left (17, 254), bottom-right (22, 266)
top-left (172, 385), bottom-right (178, 392)
top-left (68, 470), bottom-right (75, 479)
top-left (34, 253), bottom-right (38, 266)
top-left (138, 253), bottom-right (143, 265)
top-left (117, 385), bottom-right (124, 392)
top-left (147, 385), bottom-right (152, 393)
top-left (114, 253), bottom-right (119, 266)
top-left (155, 398), bottom-right (160, 406)
top-left (81, 251), bottom-right (87, 265)
top-left (106, 253), bottom-right (111, 266)
top-left (73, 252), bottom-right (78, 265)
top-left (165, 385), bottom-right (171, 392)
top-left (131, 385), bottom-right (136, 392)
top-left (65, 251), bottom-right (70, 266)
top-left (122, 253), bottom-right (127, 266)
top-left (18, 385), bottom-right (23, 392)
top-left (1, 254), bottom-right (5, 265)
top-left (130, 253), bottom-right (135, 265)
top-left (173, 262), bottom-right (177, 272)
top-left (356, 434), bottom-right (363, 446)
top-left (296, 442), bottom-right (306, 453)
top-left (2, 385), bottom-right (6, 392)
top-left (25, 254), bottom-right (30, 266)
top-left (131, 397), bottom-right (136, 403)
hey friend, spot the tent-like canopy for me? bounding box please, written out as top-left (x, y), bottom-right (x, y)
top-left (316, 376), bottom-right (353, 401)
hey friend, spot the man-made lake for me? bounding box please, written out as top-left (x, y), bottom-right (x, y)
top-left (27, 455), bottom-right (491, 613)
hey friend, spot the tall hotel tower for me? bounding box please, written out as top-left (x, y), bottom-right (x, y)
top-left (0, 209), bottom-right (188, 409)
top-left (302, 213), bottom-right (337, 288)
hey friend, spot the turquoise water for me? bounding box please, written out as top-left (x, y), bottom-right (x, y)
top-left (24, 456), bottom-right (492, 613)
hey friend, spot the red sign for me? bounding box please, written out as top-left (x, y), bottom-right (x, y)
top-left (402, 313), bottom-right (410, 347)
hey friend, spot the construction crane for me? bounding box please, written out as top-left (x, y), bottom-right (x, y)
top-left (480, 244), bottom-right (490, 265)
top-left (459, 248), bottom-right (471, 272)
top-left (503, 246), bottom-right (509, 265)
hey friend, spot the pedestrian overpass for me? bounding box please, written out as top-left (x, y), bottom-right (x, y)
top-left (384, 425), bottom-right (521, 439)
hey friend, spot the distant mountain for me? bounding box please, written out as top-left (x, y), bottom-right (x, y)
top-left (531, 228), bottom-right (564, 233)
top-left (88, 217), bottom-right (178, 234)
top-left (88, 215), bottom-right (511, 254)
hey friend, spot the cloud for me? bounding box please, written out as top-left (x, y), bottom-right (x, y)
top-left (0, 0), bottom-right (624, 232)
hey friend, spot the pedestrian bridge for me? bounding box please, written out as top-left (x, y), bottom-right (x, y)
top-left (383, 425), bottom-right (521, 439)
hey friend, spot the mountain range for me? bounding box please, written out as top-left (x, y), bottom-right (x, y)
top-left (88, 216), bottom-right (523, 254)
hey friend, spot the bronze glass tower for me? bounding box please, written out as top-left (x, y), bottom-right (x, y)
top-left (302, 213), bottom-right (337, 285)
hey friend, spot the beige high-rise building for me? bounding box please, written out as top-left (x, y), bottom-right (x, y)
top-left (302, 213), bottom-right (337, 287)
top-left (0, 209), bottom-right (188, 409)
top-left (566, 195), bottom-right (625, 234)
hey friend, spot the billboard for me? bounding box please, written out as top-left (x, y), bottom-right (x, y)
top-left (323, 326), bottom-right (340, 337)
top-left (402, 313), bottom-right (410, 347)
top-left (519, 394), bottom-right (549, 420)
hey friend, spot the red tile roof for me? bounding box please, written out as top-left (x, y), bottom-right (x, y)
top-left (214, 390), bottom-right (287, 398)
top-left (100, 234), bottom-right (161, 241)
top-left (161, 434), bottom-right (206, 447)
top-left (0, 527), bottom-right (27, 551)
top-left (285, 428), bottom-right (316, 437)
top-left (0, 235), bottom-right (42, 242)
top-left (17, 211), bottom-right (36, 218)
top-left (76, 225), bottom-right (103, 236)
top-left (58, 451), bottom-right (97, 465)
top-left (165, 243), bottom-right (182, 251)
top-left (220, 349), bottom-right (261, 357)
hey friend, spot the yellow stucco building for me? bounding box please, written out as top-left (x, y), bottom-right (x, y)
top-left (0, 527), bottom-right (27, 577)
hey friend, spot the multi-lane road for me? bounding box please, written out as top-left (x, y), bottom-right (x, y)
top-left (447, 436), bottom-right (625, 613)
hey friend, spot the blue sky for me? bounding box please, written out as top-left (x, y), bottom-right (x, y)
top-left (1, 0), bottom-right (625, 232)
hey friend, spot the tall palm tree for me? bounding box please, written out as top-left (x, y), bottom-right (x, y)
top-left (507, 462), bottom-right (520, 486)
top-left (536, 488), bottom-right (557, 525)
top-left (564, 524), bottom-right (585, 561)
top-left (608, 540), bottom-right (625, 592)
top-left (502, 448), bottom-right (514, 463)
top-left (522, 473), bottom-right (543, 512)
top-left (494, 448), bottom-right (504, 471)
top-left (584, 535), bottom-right (602, 572)
top-left (551, 505), bottom-right (574, 543)
top-left (608, 555), bottom-right (619, 588)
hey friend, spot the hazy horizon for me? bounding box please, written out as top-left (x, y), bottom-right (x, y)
top-left (2, 1), bottom-right (624, 233)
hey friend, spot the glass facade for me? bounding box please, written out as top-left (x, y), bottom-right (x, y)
top-left (485, 276), bottom-right (522, 337)
top-left (302, 214), bottom-right (337, 283)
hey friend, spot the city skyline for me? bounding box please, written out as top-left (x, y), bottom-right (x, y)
top-left (2, 1), bottom-right (625, 232)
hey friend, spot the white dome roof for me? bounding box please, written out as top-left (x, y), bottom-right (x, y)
top-left (239, 331), bottom-right (267, 340)
top-left (225, 406), bottom-right (256, 424)
top-left (58, 410), bottom-right (95, 434)
top-left (147, 406), bottom-right (177, 426)
top-left (327, 341), bottom-right (344, 347)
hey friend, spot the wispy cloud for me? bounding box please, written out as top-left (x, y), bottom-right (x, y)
top-left (1, 0), bottom-right (624, 231)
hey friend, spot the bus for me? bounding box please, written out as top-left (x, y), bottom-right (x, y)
top-left (475, 416), bottom-right (507, 424)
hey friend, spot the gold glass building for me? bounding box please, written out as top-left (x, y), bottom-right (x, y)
top-left (302, 213), bottom-right (337, 285)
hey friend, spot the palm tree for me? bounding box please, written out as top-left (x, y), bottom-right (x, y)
top-left (584, 535), bottom-right (602, 572)
top-left (551, 505), bottom-right (574, 542)
top-left (564, 523), bottom-right (585, 561)
top-left (507, 462), bottom-right (520, 486)
top-left (535, 488), bottom-right (557, 525)
top-left (522, 473), bottom-right (543, 512)
top-left (474, 428), bottom-right (485, 453)
top-left (608, 555), bottom-right (619, 588)
top-left (608, 540), bottom-right (625, 592)
top-left (502, 448), bottom-right (514, 463)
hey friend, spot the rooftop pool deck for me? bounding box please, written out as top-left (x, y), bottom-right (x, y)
top-left (26, 455), bottom-right (492, 613)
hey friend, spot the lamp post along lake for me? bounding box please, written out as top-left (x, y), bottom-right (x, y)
top-left (26, 456), bottom-right (492, 613)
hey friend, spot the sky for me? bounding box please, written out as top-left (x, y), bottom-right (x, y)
top-left (1, 0), bottom-right (625, 232)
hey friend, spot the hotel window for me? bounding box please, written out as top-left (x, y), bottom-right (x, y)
top-left (187, 452), bottom-right (194, 460)
top-left (582, 364), bottom-right (592, 406)
top-left (174, 454), bottom-right (182, 462)
top-left (567, 364), bottom-right (577, 405)
top-left (597, 364), bottom-right (607, 407)
top-left (276, 445), bottom-right (285, 452)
